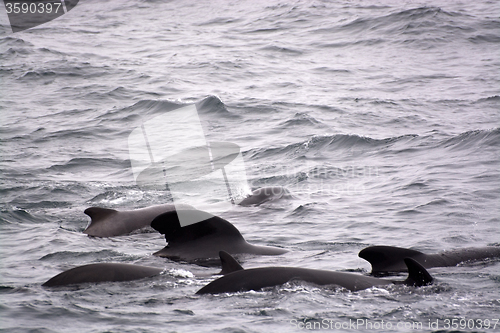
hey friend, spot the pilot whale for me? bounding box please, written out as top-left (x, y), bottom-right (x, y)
top-left (83, 203), bottom-right (194, 237)
top-left (196, 251), bottom-right (433, 294)
top-left (42, 263), bottom-right (163, 287)
top-left (83, 187), bottom-right (289, 237)
top-left (359, 245), bottom-right (500, 274)
top-left (151, 209), bottom-right (287, 265)
top-left (238, 186), bottom-right (290, 206)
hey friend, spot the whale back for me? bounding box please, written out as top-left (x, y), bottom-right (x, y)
top-left (83, 204), bottom-right (195, 237)
top-left (83, 207), bottom-right (120, 237)
top-left (359, 246), bottom-right (426, 273)
top-left (42, 263), bottom-right (162, 287)
top-left (151, 211), bottom-right (287, 264)
top-left (196, 251), bottom-right (433, 294)
top-left (219, 250), bottom-right (244, 275)
top-left (151, 210), bottom-right (245, 245)
top-left (399, 258), bottom-right (433, 287)
top-left (238, 186), bottom-right (290, 206)
top-left (360, 245), bottom-right (500, 274)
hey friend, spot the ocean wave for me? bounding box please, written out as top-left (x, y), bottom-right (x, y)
top-left (246, 133), bottom-right (419, 160)
top-left (18, 63), bottom-right (112, 81)
top-left (119, 99), bottom-right (183, 116)
top-left (439, 128), bottom-right (500, 150)
top-left (196, 95), bottom-right (235, 116)
top-left (247, 127), bottom-right (499, 162)
top-left (345, 6), bottom-right (466, 34)
top-left (310, 5), bottom-right (480, 49)
top-left (47, 157), bottom-right (130, 174)
top-left (197, 16), bottom-right (243, 27)
top-left (278, 112), bottom-right (325, 129)
top-left (0, 36), bottom-right (34, 46)
top-left (476, 95), bottom-right (500, 103)
top-left (0, 37), bottom-right (35, 60)
top-left (0, 208), bottom-right (43, 224)
top-left (468, 34), bottom-right (500, 44)
top-left (259, 45), bottom-right (305, 55)
top-left (117, 95), bottom-right (232, 120)
top-left (30, 127), bottom-right (103, 143)
top-left (86, 189), bottom-right (146, 206)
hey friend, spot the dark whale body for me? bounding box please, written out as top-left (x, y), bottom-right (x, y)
top-left (83, 203), bottom-right (193, 237)
top-left (151, 209), bottom-right (287, 265)
top-left (42, 263), bottom-right (163, 287)
top-left (196, 251), bottom-right (433, 294)
top-left (238, 186), bottom-right (290, 206)
top-left (359, 245), bottom-right (500, 274)
top-left (83, 187), bottom-right (289, 237)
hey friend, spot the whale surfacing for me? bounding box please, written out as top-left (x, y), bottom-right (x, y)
top-left (42, 263), bottom-right (163, 287)
top-left (83, 203), bottom-right (195, 237)
top-left (196, 251), bottom-right (433, 294)
top-left (359, 245), bottom-right (500, 274)
top-left (83, 187), bottom-right (290, 237)
top-left (238, 186), bottom-right (290, 206)
top-left (151, 209), bottom-right (287, 265)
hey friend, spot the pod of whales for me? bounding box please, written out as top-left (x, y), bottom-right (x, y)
top-left (196, 251), bottom-right (433, 294)
top-left (43, 251), bottom-right (433, 290)
top-left (150, 209), bottom-right (287, 265)
top-left (42, 263), bottom-right (162, 287)
top-left (359, 245), bottom-right (500, 274)
top-left (83, 187), bottom-right (289, 237)
top-left (62, 193), bottom-right (495, 293)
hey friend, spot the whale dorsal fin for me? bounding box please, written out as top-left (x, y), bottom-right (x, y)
top-left (401, 258), bottom-right (433, 287)
top-left (84, 207), bottom-right (118, 224)
top-left (150, 210), bottom-right (245, 244)
top-left (359, 246), bottom-right (425, 273)
top-left (83, 207), bottom-right (120, 237)
top-left (218, 251), bottom-right (244, 275)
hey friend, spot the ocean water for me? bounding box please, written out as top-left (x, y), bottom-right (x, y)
top-left (1, 0), bottom-right (499, 332)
